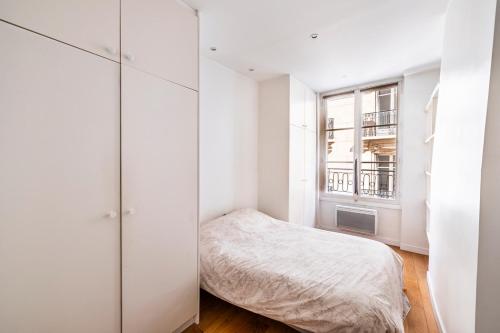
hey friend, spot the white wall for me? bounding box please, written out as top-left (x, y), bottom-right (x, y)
top-left (476, 6), bottom-right (500, 332)
top-left (400, 69), bottom-right (440, 254)
top-left (318, 199), bottom-right (402, 245)
top-left (199, 57), bottom-right (258, 222)
top-left (257, 75), bottom-right (290, 221)
top-left (428, 0), bottom-right (497, 332)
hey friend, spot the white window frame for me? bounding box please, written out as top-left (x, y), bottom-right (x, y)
top-left (318, 77), bottom-right (403, 207)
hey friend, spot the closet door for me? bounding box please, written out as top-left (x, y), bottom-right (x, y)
top-left (305, 89), bottom-right (317, 130)
top-left (290, 77), bottom-right (305, 127)
top-left (289, 125), bottom-right (305, 224)
top-left (303, 130), bottom-right (317, 228)
top-left (303, 89), bottom-right (316, 227)
top-left (122, 66), bottom-right (198, 333)
top-left (0, 0), bottom-right (120, 61)
top-left (121, 0), bottom-right (198, 90)
top-left (0, 22), bottom-right (120, 333)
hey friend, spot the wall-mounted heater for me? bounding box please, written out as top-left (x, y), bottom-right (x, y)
top-left (335, 205), bottom-right (378, 235)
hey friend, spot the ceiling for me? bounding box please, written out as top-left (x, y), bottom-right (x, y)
top-left (184, 0), bottom-right (449, 92)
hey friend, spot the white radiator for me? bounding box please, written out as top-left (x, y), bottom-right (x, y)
top-left (335, 205), bottom-right (378, 235)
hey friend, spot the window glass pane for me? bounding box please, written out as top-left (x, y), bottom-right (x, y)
top-left (360, 86), bottom-right (398, 199)
top-left (325, 93), bottom-right (355, 194)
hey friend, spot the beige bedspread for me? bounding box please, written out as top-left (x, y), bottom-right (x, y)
top-left (200, 209), bottom-right (409, 332)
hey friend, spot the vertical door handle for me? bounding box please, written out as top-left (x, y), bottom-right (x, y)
top-left (354, 158), bottom-right (359, 196)
top-left (105, 47), bottom-right (118, 56)
top-left (124, 208), bottom-right (136, 216)
top-left (123, 53), bottom-right (135, 62)
top-left (106, 210), bottom-right (118, 219)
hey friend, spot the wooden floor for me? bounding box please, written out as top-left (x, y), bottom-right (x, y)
top-left (184, 247), bottom-right (438, 333)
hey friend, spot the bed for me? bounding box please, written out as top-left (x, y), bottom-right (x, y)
top-left (200, 209), bottom-right (410, 333)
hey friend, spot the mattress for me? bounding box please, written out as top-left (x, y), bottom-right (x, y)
top-left (200, 209), bottom-right (410, 333)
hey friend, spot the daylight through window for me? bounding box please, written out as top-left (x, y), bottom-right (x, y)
top-left (324, 83), bottom-right (399, 200)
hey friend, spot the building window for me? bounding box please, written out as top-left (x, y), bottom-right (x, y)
top-left (324, 83), bottom-right (399, 200)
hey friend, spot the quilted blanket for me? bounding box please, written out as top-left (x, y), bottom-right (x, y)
top-left (200, 209), bottom-right (409, 332)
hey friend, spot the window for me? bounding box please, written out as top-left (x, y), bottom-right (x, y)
top-left (324, 83), bottom-right (399, 200)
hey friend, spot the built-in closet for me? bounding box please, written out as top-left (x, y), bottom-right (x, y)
top-left (0, 1), bottom-right (199, 332)
top-left (424, 83), bottom-right (439, 246)
top-left (258, 75), bottom-right (317, 227)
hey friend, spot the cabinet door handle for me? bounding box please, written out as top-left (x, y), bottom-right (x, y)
top-left (123, 53), bottom-right (135, 62)
top-left (105, 47), bottom-right (118, 56)
top-left (106, 210), bottom-right (118, 219)
top-left (124, 208), bottom-right (136, 216)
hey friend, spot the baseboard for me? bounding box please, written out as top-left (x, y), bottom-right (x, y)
top-left (317, 225), bottom-right (400, 247)
top-left (400, 243), bottom-right (429, 255)
top-left (318, 226), bottom-right (430, 255)
top-left (173, 315), bottom-right (197, 333)
top-left (427, 271), bottom-right (446, 333)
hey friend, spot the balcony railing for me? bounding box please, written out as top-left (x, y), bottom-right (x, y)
top-left (326, 110), bottom-right (398, 140)
top-left (327, 163), bottom-right (396, 199)
top-left (362, 110), bottom-right (397, 137)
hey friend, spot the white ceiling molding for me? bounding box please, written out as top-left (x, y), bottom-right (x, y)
top-left (403, 60), bottom-right (442, 77)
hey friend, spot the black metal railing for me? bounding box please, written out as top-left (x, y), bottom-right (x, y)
top-left (326, 110), bottom-right (397, 139)
top-left (328, 167), bottom-right (354, 193)
top-left (327, 164), bottom-right (396, 199)
top-left (362, 110), bottom-right (397, 137)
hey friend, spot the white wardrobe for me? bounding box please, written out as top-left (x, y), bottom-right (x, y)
top-left (0, 1), bottom-right (199, 332)
top-left (289, 77), bottom-right (317, 227)
top-left (258, 75), bottom-right (317, 227)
